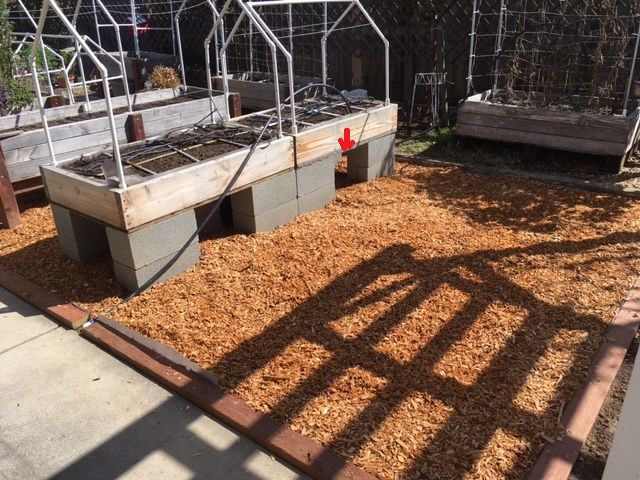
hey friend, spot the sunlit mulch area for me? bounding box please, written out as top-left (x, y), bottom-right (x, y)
top-left (2, 161), bottom-right (640, 479)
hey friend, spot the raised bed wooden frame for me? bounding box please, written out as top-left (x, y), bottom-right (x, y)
top-left (456, 90), bottom-right (640, 173)
top-left (40, 135), bottom-right (295, 231)
top-left (0, 88), bottom-right (229, 229)
top-left (232, 102), bottom-right (398, 166)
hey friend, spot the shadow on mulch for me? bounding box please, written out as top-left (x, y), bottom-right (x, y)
top-left (397, 159), bottom-right (636, 234)
top-left (208, 231), bottom-right (640, 479)
top-left (0, 236), bottom-right (124, 305)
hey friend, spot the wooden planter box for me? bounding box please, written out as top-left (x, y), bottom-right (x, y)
top-left (1, 88), bottom-right (226, 183)
top-left (40, 135), bottom-right (295, 231)
top-left (456, 90), bottom-right (640, 173)
top-left (292, 103), bottom-right (398, 166)
top-left (213, 73), bottom-right (322, 112)
top-left (233, 102), bottom-right (398, 167)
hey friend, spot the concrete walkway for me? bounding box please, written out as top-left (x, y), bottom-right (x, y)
top-left (603, 341), bottom-right (640, 480)
top-left (0, 287), bottom-right (305, 480)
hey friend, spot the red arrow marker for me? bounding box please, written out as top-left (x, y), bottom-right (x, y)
top-left (338, 128), bottom-right (356, 152)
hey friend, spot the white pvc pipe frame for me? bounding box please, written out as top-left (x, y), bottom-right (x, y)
top-left (176, 0), bottom-right (223, 92)
top-left (205, 0), bottom-right (390, 137)
top-left (31, 0), bottom-right (129, 189)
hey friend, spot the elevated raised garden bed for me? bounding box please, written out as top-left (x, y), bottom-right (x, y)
top-left (232, 97), bottom-right (398, 167)
top-left (0, 87), bottom-right (230, 229)
top-left (456, 90), bottom-right (640, 173)
top-left (38, 94), bottom-right (397, 290)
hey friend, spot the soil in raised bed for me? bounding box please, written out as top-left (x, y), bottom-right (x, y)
top-left (2, 161), bottom-right (640, 479)
top-left (237, 98), bottom-right (381, 133)
top-left (488, 91), bottom-right (636, 116)
top-left (63, 127), bottom-right (253, 179)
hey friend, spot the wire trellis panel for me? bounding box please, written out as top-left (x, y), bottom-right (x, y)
top-left (468, 0), bottom-right (640, 115)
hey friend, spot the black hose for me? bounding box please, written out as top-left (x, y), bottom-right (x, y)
top-left (115, 82), bottom-right (346, 305)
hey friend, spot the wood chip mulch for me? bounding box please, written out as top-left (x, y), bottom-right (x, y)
top-left (2, 161), bottom-right (640, 479)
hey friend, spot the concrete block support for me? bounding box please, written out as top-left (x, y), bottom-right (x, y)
top-left (106, 210), bottom-right (200, 291)
top-left (50, 203), bottom-right (109, 262)
top-left (231, 170), bottom-right (298, 233)
top-left (296, 154), bottom-right (338, 215)
top-left (347, 134), bottom-right (396, 182)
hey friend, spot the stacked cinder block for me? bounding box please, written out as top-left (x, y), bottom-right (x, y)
top-left (296, 153), bottom-right (338, 215)
top-left (50, 204), bottom-right (109, 263)
top-left (105, 210), bottom-right (200, 291)
top-left (347, 134), bottom-right (396, 182)
top-left (230, 170), bottom-right (299, 233)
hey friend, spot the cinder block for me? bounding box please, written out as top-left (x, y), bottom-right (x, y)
top-left (106, 210), bottom-right (198, 270)
top-left (233, 198), bottom-right (299, 233)
top-left (347, 134), bottom-right (396, 182)
top-left (298, 183), bottom-right (336, 215)
top-left (195, 197), bottom-right (232, 236)
top-left (51, 204), bottom-right (109, 262)
top-left (296, 154), bottom-right (339, 196)
top-left (58, 234), bottom-right (109, 263)
top-left (230, 170), bottom-right (297, 216)
top-left (51, 203), bottom-right (107, 241)
top-left (112, 242), bottom-right (200, 292)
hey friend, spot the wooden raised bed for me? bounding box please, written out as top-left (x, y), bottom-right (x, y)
top-left (456, 90), bottom-right (640, 173)
top-left (40, 134), bottom-right (295, 231)
top-left (0, 88), bottom-right (230, 229)
top-left (2, 88), bottom-right (226, 184)
top-left (0, 87), bottom-right (184, 133)
top-left (233, 101), bottom-right (398, 166)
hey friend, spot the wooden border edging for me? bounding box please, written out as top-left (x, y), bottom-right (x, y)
top-left (81, 320), bottom-right (375, 480)
top-left (3, 257), bottom-right (638, 479)
top-left (0, 264), bottom-right (88, 328)
top-left (528, 280), bottom-right (640, 480)
top-left (0, 264), bottom-right (374, 479)
top-left (397, 155), bottom-right (640, 199)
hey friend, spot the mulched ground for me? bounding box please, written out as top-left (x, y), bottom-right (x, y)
top-left (2, 161), bottom-right (640, 479)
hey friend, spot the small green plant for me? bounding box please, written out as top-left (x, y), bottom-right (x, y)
top-left (148, 65), bottom-right (181, 89)
top-left (0, 77), bottom-right (35, 115)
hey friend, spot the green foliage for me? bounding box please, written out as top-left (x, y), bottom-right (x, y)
top-left (0, 0), bottom-right (12, 78)
top-left (396, 128), bottom-right (455, 157)
top-left (0, 77), bottom-right (35, 115)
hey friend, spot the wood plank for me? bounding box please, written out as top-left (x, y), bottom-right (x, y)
top-left (295, 104), bottom-right (398, 165)
top-left (0, 147), bottom-right (21, 229)
top-left (456, 122), bottom-right (628, 156)
top-left (459, 98), bottom-right (629, 130)
top-left (457, 111), bottom-right (630, 144)
top-left (119, 137), bottom-right (295, 230)
top-left (3, 96), bottom-right (217, 152)
top-left (3, 96), bottom-right (226, 182)
top-left (0, 87), bottom-right (188, 132)
top-left (40, 166), bottom-right (124, 229)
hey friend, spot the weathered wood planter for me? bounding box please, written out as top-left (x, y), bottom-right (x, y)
top-left (37, 99), bottom-right (397, 290)
top-left (213, 73), bottom-right (322, 112)
top-left (0, 87), bottom-right (183, 133)
top-left (0, 87), bottom-right (228, 229)
top-left (456, 90), bottom-right (640, 173)
top-left (2, 88), bottom-right (225, 184)
top-left (41, 135), bottom-right (295, 232)
top-left (233, 101), bottom-right (398, 167)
